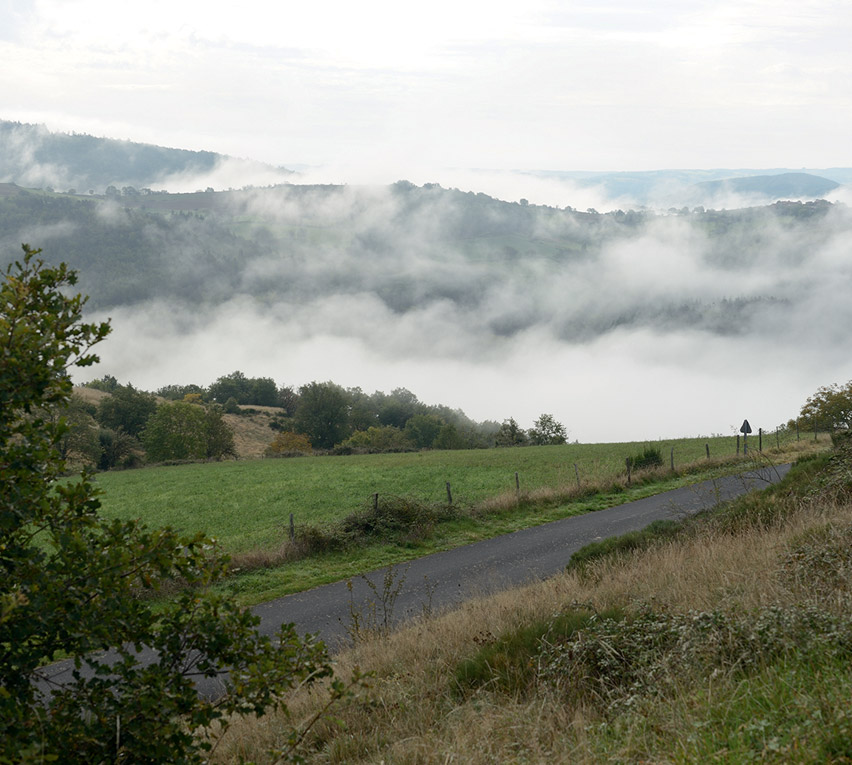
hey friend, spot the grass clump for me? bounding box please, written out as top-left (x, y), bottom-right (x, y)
top-left (565, 519), bottom-right (682, 576)
top-left (453, 606), bottom-right (622, 698)
top-left (627, 444), bottom-right (664, 470)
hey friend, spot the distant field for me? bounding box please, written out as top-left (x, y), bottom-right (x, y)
top-left (92, 434), bottom-right (799, 555)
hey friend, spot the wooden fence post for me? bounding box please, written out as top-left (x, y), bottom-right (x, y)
top-left (289, 513), bottom-right (295, 541)
top-left (446, 482), bottom-right (453, 505)
top-left (759, 428), bottom-right (763, 452)
top-left (515, 472), bottom-right (520, 501)
top-left (626, 457), bottom-right (631, 485)
top-left (670, 447), bottom-right (675, 471)
top-left (737, 434), bottom-right (740, 455)
top-left (373, 493), bottom-right (379, 511)
top-left (705, 443), bottom-right (710, 459)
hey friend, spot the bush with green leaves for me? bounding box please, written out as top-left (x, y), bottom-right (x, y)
top-left (0, 246), bottom-right (334, 763)
top-left (142, 401), bottom-right (235, 462)
top-left (628, 444), bottom-right (664, 470)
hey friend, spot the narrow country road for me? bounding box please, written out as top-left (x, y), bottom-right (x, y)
top-left (38, 462), bottom-right (790, 699)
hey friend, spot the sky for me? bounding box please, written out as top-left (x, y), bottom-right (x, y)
top-left (2, 0), bottom-right (852, 181)
top-left (3, 0), bottom-right (852, 442)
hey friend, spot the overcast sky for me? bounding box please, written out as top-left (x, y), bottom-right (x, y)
top-left (3, 0), bottom-right (852, 181)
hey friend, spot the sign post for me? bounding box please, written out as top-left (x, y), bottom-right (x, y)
top-left (740, 419), bottom-right (753, 455)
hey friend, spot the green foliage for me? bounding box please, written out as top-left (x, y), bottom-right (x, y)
top-left (628, 444), bottom-right (664, 470)
top-left (142, 401), bottom-right (235, 462)
top-left (98, 427), bottom-right (142, 470)
top-left (454, 607), bottom-right (621, 697)
top-left (83, 373), bottom-right (119, 392)
top-left (528, 413), bottom-right (567, 445)
top-left (342, 495), bottom-right (457, 543)
top-left (495, 417), bottom-right (529, 447)
top-left (208, 370), bottom-right (280, 407)
top-left (341, 425), bottom-right (413, 453)
top-left (433, 422), bottom-right (467, 450)
top-left (565, 519), bottom-right (682, 575)
top-left (265, 430), bottom-right (313, 456)
top-left (537, 605), bottom-right (852, 714)
top-left (0, 246), bottom-right (332, 762)
top-left (404, 413), bottom-right (444, 449)
top-left (800, 380), bottom-right (852, 431)
top-left (294, 380), bottom-right (351, 449)
top-left (95, 383), bottom-right (157, 438)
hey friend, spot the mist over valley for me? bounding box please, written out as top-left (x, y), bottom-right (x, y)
top-left (2, 122), bottom-right (852, 442)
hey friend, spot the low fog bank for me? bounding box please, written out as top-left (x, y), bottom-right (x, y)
top-left (69, 185), bottom-right (852, 442)
top-left (79, 303), bottom-right (849, 443)
top-left (6, 178), bottom-right (849, 442)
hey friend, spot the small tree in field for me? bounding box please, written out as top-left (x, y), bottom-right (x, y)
top-left (800, 381), bottom-right (852, 432)
top-left (528, 413), bottom-right (568, 445)
top-left (1, 246), bottom-right (333, 763)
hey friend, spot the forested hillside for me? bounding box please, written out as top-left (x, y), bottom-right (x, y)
top-left (0, 180), bottom-right (842, 338)
top-left (0, 119), bottom-right (291, 192)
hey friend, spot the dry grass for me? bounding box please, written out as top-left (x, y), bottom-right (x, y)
top-left (207, 450), bottom-right (852, 763)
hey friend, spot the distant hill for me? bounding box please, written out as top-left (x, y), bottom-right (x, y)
top-left (693, 172), bottom-right (840, 202)
top-left (0, 119), bottom-right (292, 193)
top-left (527, 168), bottom-right (849, 207)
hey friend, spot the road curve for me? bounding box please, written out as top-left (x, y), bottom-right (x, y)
top-left (38, 462), bottom-right (790, 699)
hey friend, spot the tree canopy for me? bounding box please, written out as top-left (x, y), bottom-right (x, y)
top-left (0, 246), bottom-right (331, 762)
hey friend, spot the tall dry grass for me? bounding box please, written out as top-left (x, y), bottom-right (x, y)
top-left (208, 449), bottom-right (849, 763)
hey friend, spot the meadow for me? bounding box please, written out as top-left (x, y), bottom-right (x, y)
top-left (91, 431), bottom-right (814, 602)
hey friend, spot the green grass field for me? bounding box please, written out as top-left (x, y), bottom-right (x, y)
top-left (93, 433), bottom-right (798, 558)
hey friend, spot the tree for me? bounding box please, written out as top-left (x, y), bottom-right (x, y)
top-left (528, 413), bottom-right (568, 445)
top-left (294, 381), bottom-right (351, 449)
top-left (800, 381), bottom-right (852, 432)
top-left (95, 382), bottom-right (157, 438)
top-left (142, 401), bottom-right (235, 462)
top-left (433, 422), bottom-right (467, 450)
top-left (1, 246), bottom-right (332, 762)
top-left (495, 417), bottom-right (529, 447)
top-left (404, 413), bottom-right (444, 449)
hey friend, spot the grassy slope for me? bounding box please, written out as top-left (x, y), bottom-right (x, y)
top-left (92, 433), bottom-right (820, 603)
top-left (209, 440), bottom-right (852, 764)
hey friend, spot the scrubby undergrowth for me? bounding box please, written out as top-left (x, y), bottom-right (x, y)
top-left (208, 437), bottom-right (852, 763)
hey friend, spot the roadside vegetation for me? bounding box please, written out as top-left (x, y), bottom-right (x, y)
top-left (207, 434), bottom-right (852, 763)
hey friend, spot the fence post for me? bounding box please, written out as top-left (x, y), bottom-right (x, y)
top-left (705, 443), bottom-right (710, 459)
top-left (289, 513), bottom-right (295, 541)
top-left (759, 428), bottom-right (762, 452)
top-left (737, 434), bottom-right (740, 455)
top-left (626, 457), bottom-right (631, 485)
top-left (515, 472), bottom-right (520, 501)
top-left (446, 482), bottom-right (453, 505)
top-left (574, 463), bottom-right (581, 489)
top-left (373, 493), bottom-right (379, 511)
top-left (776, 429), bottom-right (780, 449)
top-left (670, 447), bottom-right (675, 471)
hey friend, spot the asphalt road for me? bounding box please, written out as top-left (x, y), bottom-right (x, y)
top-left (38, 462), bottom-right (790, 700)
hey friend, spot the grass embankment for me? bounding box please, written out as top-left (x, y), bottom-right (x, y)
top-left (209, 437), bottom-right (852, 764)
top-left (93, 435), bottom-right (824, 604)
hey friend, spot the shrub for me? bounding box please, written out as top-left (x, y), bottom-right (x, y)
top-left (265, 430), bottom-right (312, 456)
top-left (628, 445), bottom-right (664, 470)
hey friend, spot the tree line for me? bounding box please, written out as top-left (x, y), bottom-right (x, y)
top-left (72, 370), bottom-right (570, 469)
